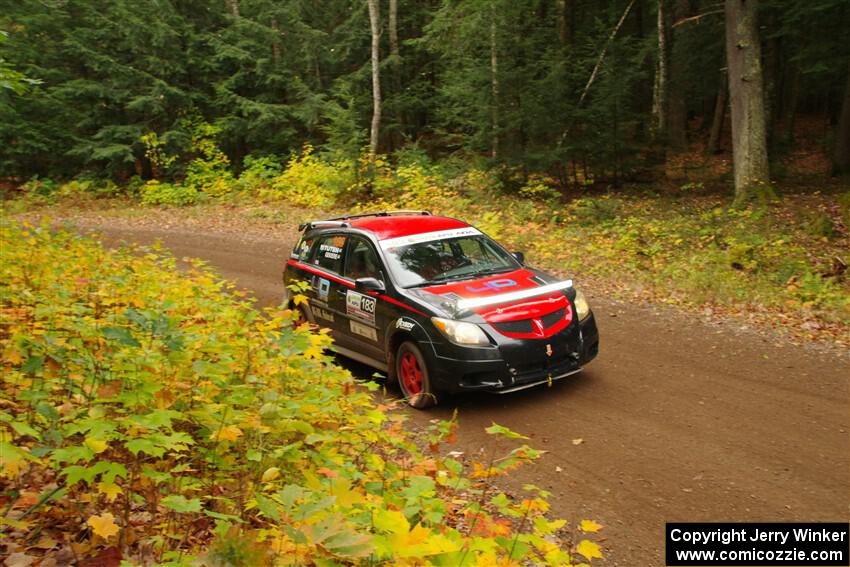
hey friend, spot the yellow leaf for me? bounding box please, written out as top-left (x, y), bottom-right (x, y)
top-left (85, 437), bottom-right (109, 453)
top-left (374, 509), bottom-right (409, 534)
top-left (2, 347), bottom-right (23, 366)
top-left (580, 519), bottom-right (603, 533)
top-left (261, 467), bottom-right (280, 482)
top-left (97, 481), bottom-right (122, 502)
top-left (576, 539), bottom-right (603, 561)
top-left (211, 425), bottom-right (243, 442)
top-left (293, 294), bottom-right (308, 306)
top-left (88, 512), bottom-right (120, 539)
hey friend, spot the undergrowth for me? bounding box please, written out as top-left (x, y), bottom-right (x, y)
top-left (5, 144), bottom-right (849, 335)
top-left (0, 221), bottom-right (603, 565)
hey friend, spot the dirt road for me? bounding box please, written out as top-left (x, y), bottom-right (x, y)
top-left (89, 223), bottom-right (848, 566)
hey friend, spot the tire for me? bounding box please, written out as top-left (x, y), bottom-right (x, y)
top-left (395, 341), bottom-right (436, 409)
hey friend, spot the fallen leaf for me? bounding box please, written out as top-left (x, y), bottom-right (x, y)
top-left (5, 553), bottom-right (35, 567)
top-left (572, 438), bottom-right (584, 445)
top-left (87, 513), bottom-right (120, 539)
top-left (580, 519), bottom-right (603, 533)
top-left (576, 539), bottom-right (603, 561)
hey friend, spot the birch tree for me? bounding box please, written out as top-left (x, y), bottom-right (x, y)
top-left (367, 0), bottom-right (382, 161)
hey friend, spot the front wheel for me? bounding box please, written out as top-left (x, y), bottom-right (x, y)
top-left (396, 341), bottom-right (436, 408)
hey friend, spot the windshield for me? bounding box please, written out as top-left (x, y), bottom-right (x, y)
top-left (382, 234), bottom-right (521, 288)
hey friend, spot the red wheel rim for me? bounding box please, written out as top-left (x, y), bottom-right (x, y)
top-left (400, 352), bottom-right (423, 395)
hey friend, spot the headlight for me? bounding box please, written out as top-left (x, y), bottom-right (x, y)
top-left (573, 289), bottom-right (591, 321)
top-left (431, 317), bottom-right (490, 346)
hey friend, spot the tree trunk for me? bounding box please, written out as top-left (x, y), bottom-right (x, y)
top-left (833, 60), bottom-right (850, 176)
top-left (725, 0), bottom-right (770, 204)
top-left (271, 18), bottom-right (281, 65)
top-left (706, 68), bottom-right (727, 154)
top-left (367, 0), bottom-right (382, 161)
top-left (667, 0), bottom-right (691, 151)
top-left (388, 0), bottom-right (399, 59)
top-left (225, 0), bottom-right (239, 18)
top-left (490, 11), bottom-right (499, 160)
top-left (557, 0), bottom-right (574, 44)
top-left (388, 0), bottom-right (403, 145)
top-left (652, 0), bottom-right (669, 139)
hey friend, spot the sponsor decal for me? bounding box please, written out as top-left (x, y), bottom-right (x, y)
top-left (320, 243), bottom-right (342, 260)
top-left (314, 307), bottom-right (335, 323)
top-left (296, 239), bottom-right (312, 259)
top-left (350, 320), bottom-right (378, 341)
top-left (395, 318), bottom-right (415, 331)
top-left (311, 276), bottom-right (331, 301)
top-left (465, 278), bottom-right (517, 293)
top-left (380, 227), bottom-right (482, 250)
top-left (346, 290), bottom-right (376, 324)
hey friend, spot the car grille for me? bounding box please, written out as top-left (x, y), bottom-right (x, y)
top-left (492, 307), bottom-right (566, 335)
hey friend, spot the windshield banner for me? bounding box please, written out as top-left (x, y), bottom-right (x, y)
top-left (380, 227), bottom-right (482, 249)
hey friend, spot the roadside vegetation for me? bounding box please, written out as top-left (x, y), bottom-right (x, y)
top-left (0, 221), bottom-right (605, 565)
top-left (6, 141), bottom-right (848, 347)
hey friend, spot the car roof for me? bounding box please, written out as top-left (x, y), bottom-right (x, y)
top-left (348, 215), bottom-right (470, 241)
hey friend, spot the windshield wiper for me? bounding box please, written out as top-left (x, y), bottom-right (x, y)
top-left (405, 273), bottom-right (475, 288)
top-left (470, 266), bottom-right (514, 277)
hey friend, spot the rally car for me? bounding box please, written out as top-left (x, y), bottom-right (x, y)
top-left (283, 211), bottom-right (599, 408)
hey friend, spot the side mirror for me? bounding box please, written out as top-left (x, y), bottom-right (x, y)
top-left (355, 277), bottom-right (385, 293)
top-left (512, 251), bottom-right (525, 265)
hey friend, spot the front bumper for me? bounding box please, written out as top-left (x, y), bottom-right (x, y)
top-left (425, 311), bottom-right (599, 394)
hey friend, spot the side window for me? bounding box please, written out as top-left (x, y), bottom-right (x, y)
top-left (293, 236), bottom-right (314, 260)
top-left (312, 234), bottom-right (346, 274)
top-left (344, 238), bottom-right (383, 281)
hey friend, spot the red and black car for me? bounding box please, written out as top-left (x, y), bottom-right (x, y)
top-left (283, 211), bottom-right (599, 408)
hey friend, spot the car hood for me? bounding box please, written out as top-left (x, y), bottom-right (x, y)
top-left (407, 268), bottom-right (573, 331)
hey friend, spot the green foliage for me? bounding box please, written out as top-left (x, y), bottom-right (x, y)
top-left (265, 145), bottom-right (353, 208)
top-left (140, 179), bottom-right (199, 206)
top-left (182, 118), bottom-right (234, 196)
top-left (236, 155), bottom-right (283, 191)
top-left (1, 222), bottom-right (598, 565)
top-left (570, 197), bottom-right (624, 226)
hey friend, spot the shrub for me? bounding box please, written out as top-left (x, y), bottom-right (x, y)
top-left (140, 179), bottom-right (199, 206)
top-left (237, 155), bottom-right (283, 191)
top-left (267, 145), bottom-right (353, 207)
top-left (0, 222), bottom-right (601, 565)
top-left (569, 196), bottom-right (623, 226)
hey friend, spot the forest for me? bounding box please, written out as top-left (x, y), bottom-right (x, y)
top-left (1, 0), bottom-right (849, 197)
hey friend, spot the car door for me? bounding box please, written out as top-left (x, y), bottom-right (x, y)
top-left (304, 233), bottom-right (348, 338)
top-left (338, 236), bottom-right (386, 361)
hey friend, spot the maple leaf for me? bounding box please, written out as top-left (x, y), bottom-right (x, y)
top-left (576, 539), bottom-right (603, 561)
top-left (580, 519), bottom-right (603, 533)
top-left (85, 436), bottom-right (109, 453)
top-left (88, 513), bottom-right (120, 539)
top-left (97, 481), bottom-right (122, 502)
top-left (2, 347), bottom-right (24, 366)
top-left (211, 425), bottom-right (243, 442)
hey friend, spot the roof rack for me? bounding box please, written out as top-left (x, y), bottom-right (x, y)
top-left (327, 210), bottom-right (431, 221)
top-left (298, 210), bottom-right (431, 231)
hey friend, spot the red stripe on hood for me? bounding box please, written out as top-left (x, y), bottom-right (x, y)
top-left (423, 269), bottom-right (572, 338)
